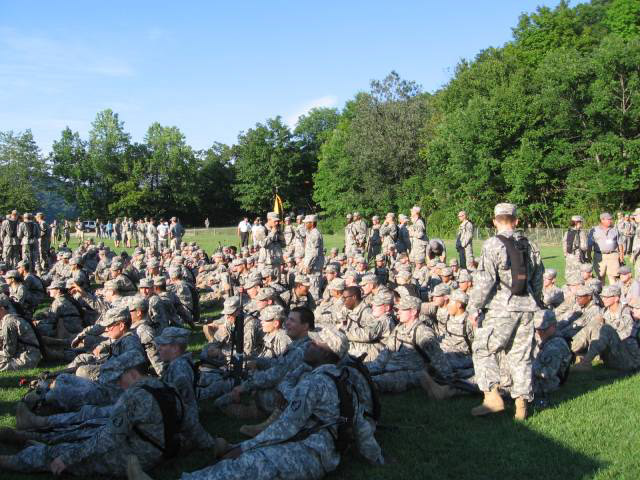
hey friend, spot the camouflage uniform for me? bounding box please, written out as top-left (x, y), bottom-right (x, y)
top-left (0, 312), bottom-right (42, 371)
top-left (469, 225), bottom-right (543, 401)
top-left (379, 221), bottom-right (398, 253)
top-left (440, 311), bottom-right (474, 377)
top-left (36, 294), bottom-right (83, 339)
top-left (256, 328), bottom-right (292, 364)
top-left (456, 219), bottom-right (474, 269)
top-left (366, 320), bottom-right (453, 392)
top-left (532, 334), bottom-right (572, 395)
top-left (563, 228), bottom-right (588, 279)
top-left (5, 377), bottom-right (167, 476)
top-left (408, 215), bottom-right (428, 262)
top-left (17, 218), bottom-right (40, 266)
top-left (1, 216), bottom-right (20, 268)
top-left (302, 222), bottom-right (325, 300)
top-left (339, 301), bottom-right (390, 361)
top-left (181, 363), bottom-right (383, 480)
top-left (133, 317), bottom-right (165, 375)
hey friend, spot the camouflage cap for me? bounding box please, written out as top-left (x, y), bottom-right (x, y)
top-left (16, 260), bottom-right (30, 269)
top-left (619, 265), bottom-right (632, 275)
top-left (601, 285), bottom-right (621, 297)
top-left (244, 274), bottom-right (262, 289)
top-left (372, 289), bottom-right (394, 306)
top-left (154, 327), bottom-right (190, 345)
top-left (147, 258), bottom-right (160, 268)
top-left (138, 278), bottom-right (153, 289)
top-left (99, 350), bottom-right (147, 384)
top-left (440, 267), bottom-right (453, 277)
top-left (449, 258), bottom-right (459, 266)
top-left (168, 267), bottom-right (182, 278)
top-left (574, 285), bottom-right (593, 297)
top-left (255, 287), bottom-right (276, 301)
top-left (571, 215), bottom-right (584, 223)
top-left (354, 256), bottom-right (366, 264)
top-left (103, 280), bottom-right (120, 292)
top-left (266, 212), bottom-right (280, 221)
top-left (396, 295), bottom-right (422, 311)
top-left (62, 251), bottom-right (72, 259)
top-left (360, 274), bottom-right (378, 286)
top-left (328, 278), bottom-right (346, 291)
top-left (324, 264), bottom-right (340, 274)
top-left (343, 270), bottom-right (361, 283)
top-left (99, 307), bottom-right (130, 327)
top-left (579, 264), bottom-right (593, 273)
top-left (47, 279), bottom-right (67, 290)
top-left (432, 283), bottom-right (452, 297)
top-left (152, 276), bottom-right (166, 287)
top-left (260, 305), bottom-right (286, 322)
top-left (565, 272), bottom-right (584, 286)
top-left (110, 260), bottom-right (123, 271)
top-left (494, 203), bottom-right (517, 217)
top-left (128, 296), bottom-right (148, 312)
top-left (450, 290), bottom-right (469, 305)
top-left (457, 270), bottom-right (472, 283)
top-left (395, 270), bottom-right (411, 283)
top-left (534, 310), bottom-right (556, 330)
top-left (69, 256), bottom-right (83, 266)
top-left (414, 254), bottom-right (426, 264)
top-left (4, 270), bottom-right (21, 281)
top-left (309, 326), bottom-right (349, 359)
top-left (303, 214), bottom-right (317, 223)
top-left (345, 213), bottom-right (352, 219)
top-left (600, 212), bottom-right (612, 220)
top-left (294, 274), bottom-right (311, 286)
top-left (587, 278), bottom-right (602, 294)
top-left (398, 214), bottom-right (408, 221)
top-left (375, 254), bottom-right (385, 262)
top-left (65, 279), bottom-right (76, 290)
top-left (543, 268), bottom-right (557, 279)
top-left (222, 296), bottom-right (241, 315)
top-left (173, 256), bottom-right (185, 265)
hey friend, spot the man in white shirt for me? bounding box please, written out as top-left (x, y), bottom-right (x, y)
top-left (237, 217), bottom-right (250, 247)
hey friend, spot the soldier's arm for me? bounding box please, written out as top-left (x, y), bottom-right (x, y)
top-left (302, 232), bottom-right (319, 268)
top-left (416, 324), bottom-right (454, 382)
top-left (533, 346), bottom-right (563, 380)
top-left (468, 242), bottom-right (499, 312)
top-left (342, 312), bottom-right (385, 343)
top-left (1, 320), bottom-right (17, 357)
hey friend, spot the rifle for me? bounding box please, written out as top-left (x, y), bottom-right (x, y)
top-left (229, 296), bottom-right (245, 386)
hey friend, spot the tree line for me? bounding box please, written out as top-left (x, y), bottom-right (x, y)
top-left (1, 0), bottom-right (639, 232)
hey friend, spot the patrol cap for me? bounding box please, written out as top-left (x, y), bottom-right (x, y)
top-left (302, 214), bottom-right (317, 223)
top-left (619, 266), bottom-right (632, 275)
top-left (571, 215), bottom-right (584, 223)
top-left (411, 206), bottom-right (421, 214)
top-left (231, 259), bottom-right (245, 268)
top-left (139, 278), bottom-right (153, 289)
top-left (103, 280), bottom-right (120, 292)
top-left (294, 274), bottom-right (311, 286)
top-left (345, 213), bottom-right (352, 219)
top-left (398, 214), bottom-right (407, 221)
top-left (16, 260), bottom-right (30, 269)
top-left (4, 270), bottom-right (21, 281)
top-left (372, 215), bottom-right (379, 221)
top-left (147, 258), bottom-right (160, 268)
top-left (599, 212), bottom-right (612, 220)
top-left (458, 210), bottom-right (466, 217)
top-left (266, 212), bottom-right (280, 221)
top-left (260, 305), bottom-right (285, 322)
top-left (69, 257), bottom-right (82, 266)
top-left (386, 212), bottom-right (395, 219)
top-left (99, 350), bottom-right (147, 384)
top-left (360, 274), bottom-right (378, 286)
top-left (543, 269), bottom-right (557, 279)
top-left (173, 256), bottom-right (185, 265)
top-left (565, 272), bottom-right (584, 286)
top-left (450, 290), bottom-right (468, 305)
top-left (457, 270), bottom-right (472, 282)
top-left (579, 264), bottom-right (593, 273)
top-left (395, 270), bottom-right (411, 283)
top-left (494, 203), bottom-right (517, 217)
top-left (601, 285), bottom-right (621, 297)
top-left (440, 267), bottom-right (453, 277)
top-left (309, 326), bottom-right (349, 359)
top-left (432, 283), bottom-right (451, 297)
top-left (284, 216), bottom-right (291, 221)
top-left (324, 264), bottom-right (339, 274)
top-left (414, 254), bottom-right (426, 264)
top-left (255, 287), bottom-right (276, 301)
top-left (99, 307), bottom-right (130, 327)
top-left (396, 295), bottom-right (422, 311)
top-left (244, 274), bottom-right (262, 289)
top-left (372, 289), bottom-right (394, 306)
top-left (259, 267), bottom-right (274, 279)
top-left (354, 256), bottom-right (367, 264)
top-left (128, 296), bottom-right (148, 312)
top-left (344, 270), bottom-right (361, 283)
top-left (375, 254), bottom-right (385, 262)
top-left (587, 278), bottom-right (602, 294)
top-left (154, 327), bottom-right (190, 345)
top-left (47, 279), bottom-right (66, 290)
top-left (328, 278), bottom-right (346, 291)
top-left (296, 214), bottom-right (304, 220)
top-left (110, 260), bottom-right (123, 271)
top-left (65, 279), bottom-right (76, 290)
top-left (534, 310), bottom-right (556, 330)
top-left (574, 285), bottom-right (593, 297)
top-left (449, 258), bottom-right (459, 266)
top-left (62, 252), bottom-right (72, 259)
top-left (168, 267), bottom-right (182, 278)
top-left (222, 296), bottom-right (241, 315)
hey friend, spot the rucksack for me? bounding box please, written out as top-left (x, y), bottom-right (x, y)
top-left (136, 383), bottom-right (184, 459)
top-left (344, 354), bottom-right (381, 423)
top-left (495, 234), bottom-right (530, 295)
top-left (322, 369), bottom-right (356, 454)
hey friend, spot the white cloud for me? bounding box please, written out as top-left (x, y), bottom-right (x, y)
top-left (284, 95), bottom-right (338, 128)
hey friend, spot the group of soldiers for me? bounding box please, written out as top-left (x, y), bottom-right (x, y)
top-left (0, 204), bottom-right (638, 479)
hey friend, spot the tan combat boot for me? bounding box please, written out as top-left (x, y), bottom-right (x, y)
top-left (572, 355), bottom-right (593, 372)
top-left (16, 402), bottom-right (48, 430)
top-left (126, 455), bottom-right (154, 480)
top-left (471, 387), bottom-right (505, 416)
top-left (239, 407), bottom-right (283, 437)
top-left (418, 370), bottom-right (458, 400)
top-left (514, 397), bottom-right (528, 421)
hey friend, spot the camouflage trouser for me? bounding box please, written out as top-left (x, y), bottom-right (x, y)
top-left (410, 239), bottom-right (428, 263)
top-left (5, 436), bottom-right (161, 476)
top-left (2, 244), bottom-right (19, 268)
top-left (472, 311), bottom-right (535, 400)
top-left (307, 272), bottom-right (322, 302)
top-left (180, 437), bottom-right (331, 480)
top-left (45, 374), bottom-right (121, 411)
top-left (38, 240), bottom-right (50, 272)
top-left (456, 243), bottom-right (473, 269)
top-left (443, 351), bottom-right (474, 379)
top-left (572, 320), bottom-right (640, 371)
top-left (372, 370), bottom-right (423, 393)
top-left (0, 350), bottom-right (42, 371)
top-left (196, 369), bottom-right (233, 401)
top-left (564, 253), bottom-right (585, 280)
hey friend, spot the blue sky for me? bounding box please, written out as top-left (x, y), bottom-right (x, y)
top-left (1, 1), bottom-right (568, 154)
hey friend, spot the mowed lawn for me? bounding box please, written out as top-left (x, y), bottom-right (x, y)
top-left (1, 229), bottom-right (639, 479)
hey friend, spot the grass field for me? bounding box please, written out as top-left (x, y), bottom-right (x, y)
top-left (1, 230), bottom-right (639, 479)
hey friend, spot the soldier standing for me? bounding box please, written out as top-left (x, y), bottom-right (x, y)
top-left (456, 210), bottom-right (474, 269)
top-left (367, 215), bottom-right (382, 262)
top-left (35, 212), bottom-right (50, 273)
top-left (563, 215), bottom-right (588, 279)
top-left (302, 215), bottom-right (324, 300)
top-left (468, 203), bottom-right (544, 421)
top-left (17, 213), bottom-right (40, 266)
top-left (408, 206), bottom-right (428, 261)
top-left (1, 210), bottom-right (20, 268)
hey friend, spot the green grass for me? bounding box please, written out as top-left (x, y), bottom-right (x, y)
top-left (1, 231), bottom-right (637, 479)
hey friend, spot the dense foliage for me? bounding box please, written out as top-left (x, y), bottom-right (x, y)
top-left (1, 1), bottom-right (638, 230)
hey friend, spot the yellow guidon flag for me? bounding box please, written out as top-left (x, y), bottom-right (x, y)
top-left (273, 193), bottom-right (284, 216)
